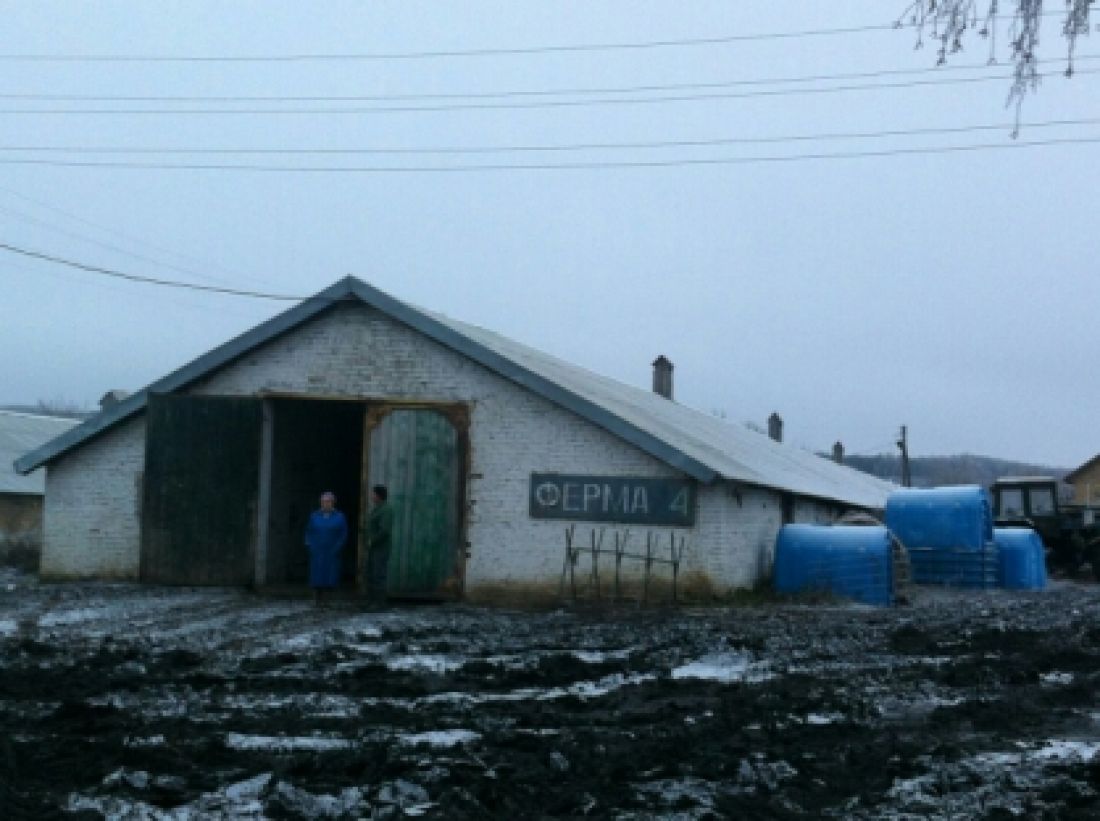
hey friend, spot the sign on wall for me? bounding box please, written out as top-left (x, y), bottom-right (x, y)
top-left (529, 474), bottom-right (696, 526)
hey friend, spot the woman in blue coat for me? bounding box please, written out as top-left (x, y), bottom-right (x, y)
top-left (304, 491), bottom-right (347, 603)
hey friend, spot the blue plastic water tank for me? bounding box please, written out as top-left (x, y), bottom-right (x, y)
top-left (993, 527), bottom-right (1048, 590)
top-left (885, 486), bottom-right (993, 552)
top-left (774, 525), bottom-right (895, 607)
top-left (907, 544), bottom-right (1000, 588)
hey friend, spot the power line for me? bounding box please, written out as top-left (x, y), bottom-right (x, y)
top-left (0, 7), bottom-right (1078, 63)
top-left (3, 53), bottom-right (1096, 103)
top-left (0, 201), bottom-right (249, 290)
top-left (0, 185), bottom-right (271, 289)
top-left (2, 67), bottom-right (1094, 116)
top-left (0, 23), bottom-right (905, 63)
top-left (0, 117), bottom-right (1097, 156)
top-left (0, 134), bottom-right (1096, 173)
top-left (0, 241), bottom-right (302, 301)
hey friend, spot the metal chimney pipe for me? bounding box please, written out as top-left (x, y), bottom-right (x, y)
top-left (832, 441), bottom-right (844, 464)
top-left (652, 355), bottom-right (673, 400)
top-left (767, 413), bottom-right (783, 443)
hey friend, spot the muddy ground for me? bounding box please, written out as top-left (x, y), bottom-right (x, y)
top-left (1, 570), bottom-right (1099, 819)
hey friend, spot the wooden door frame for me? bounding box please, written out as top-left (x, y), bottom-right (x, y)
top-left (358, 401), bottom-right (471, 599)
top-left (254, 393), bottom-right (367, 590)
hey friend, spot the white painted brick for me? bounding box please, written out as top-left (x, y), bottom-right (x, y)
top-left (42, 302), bottom-right (844, 592)
top-left (42, 419), bottom-right (145, 579)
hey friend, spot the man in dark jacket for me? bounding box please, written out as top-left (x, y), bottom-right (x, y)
top-left (366, 485), bottom-right (394, 605)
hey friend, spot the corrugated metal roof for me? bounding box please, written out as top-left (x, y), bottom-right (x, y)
top-left (1, 411), bottom-right (79, 495)
top-left (15, 276), bottom-right (895, 508)
top-left (427, 311), bottom-right (896, 509)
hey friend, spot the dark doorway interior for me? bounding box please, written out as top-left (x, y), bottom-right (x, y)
top-left (267, 399), bottom-right (364, 586)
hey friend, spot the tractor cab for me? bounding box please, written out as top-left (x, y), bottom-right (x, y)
top-left (990, 476), bottom-right (1060, 523)
top-left (991, 476), bottom-right (1100, 576)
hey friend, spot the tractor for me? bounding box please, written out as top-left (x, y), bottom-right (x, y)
top-left (990, 476), bottom-right (1100, 579)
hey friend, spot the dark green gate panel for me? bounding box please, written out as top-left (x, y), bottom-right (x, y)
top-left (141, 394), bottom-right (262, 585)
top-left (368, 409), bottom-right (460, 598)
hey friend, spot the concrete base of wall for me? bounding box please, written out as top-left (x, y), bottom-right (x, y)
top-left (465, 569), bottom-right (730, 609)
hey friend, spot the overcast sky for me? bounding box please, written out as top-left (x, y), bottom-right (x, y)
top-left (1, 2), bottom-right (1097, 467)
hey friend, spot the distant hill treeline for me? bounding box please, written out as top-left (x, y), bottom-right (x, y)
top-left (841, 453), bottom-right (1069, 490)
top-left (0, 402), bottom-right (93, 421)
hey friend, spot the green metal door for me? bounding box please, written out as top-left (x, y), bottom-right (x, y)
top-left (367, 408), bottom-right (462, 598)
top-left (141, 394), bottom-right (262, 585)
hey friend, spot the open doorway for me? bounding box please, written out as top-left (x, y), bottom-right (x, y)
top-left (264, 398), bottom-right (364, 588)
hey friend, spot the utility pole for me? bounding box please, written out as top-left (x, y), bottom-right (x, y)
top-left (897, 425), bottom-right (911, 488)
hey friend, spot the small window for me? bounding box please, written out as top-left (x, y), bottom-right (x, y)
top-left (1029, 487), bottom-right (1055, 516)
top-left (999, 488), bottom-right (1025, 517)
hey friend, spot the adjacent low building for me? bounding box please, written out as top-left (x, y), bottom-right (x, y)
top-left (1065, 455), bottom-right (1100, 507)
top-left (15, 277), bottom-right (894, 601)
top-left (1, 410), bottom-right (79, 569)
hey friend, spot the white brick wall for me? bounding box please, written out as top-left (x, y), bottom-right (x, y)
top-left (41, 418), bottom-right (146, 579)
top-left (41, 302), bottom-right (840, 593)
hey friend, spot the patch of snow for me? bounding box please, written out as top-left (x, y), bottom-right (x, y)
top-left (224, 733), bottom-right (354, 752)
top-left (386, 653), bottom-right (465, 673)
top-left (38, 607), bottom-right (104, 627)
top-left (347, 641), bottom-right (390, 655)
top-left (1019, 739), bottom-right (1100, 763)
top-left (572, 648), bottom-right (633, 663)
top-left (413, 671), bottom-right (657, 708)
top-left (1040, 671), bottom-right (1074, 685)
top-left (376, 779), bottom-right (430, 809)
top-left (335, 619), bottom-right (384, 638)
top-left (103, 768), bottom-right (151, 790)
top-left (0, 618), bottom-right (17, 636)
top-left (219, 692), bottom-right (360, 718)
top-left (66, 773), bottom-right (277, 820)
top-left (271, 781), bottom-right (366, 818)
top-left (635, 776), bottom-right (720, 810)
top-left (281, 631), bottom-right (326, 650)
top-left (400, 729), bottom-right (481, 747)
top-left (564, 672), bottom-right (656, 699)
top-left (887, 738), bottom-right (1100, 811)
top-left (224, 772), bottom-right (274, 800)
top-left (672, 651), bottom-right (772, 683)
top-left (805, 712), bottom-right (845, 725)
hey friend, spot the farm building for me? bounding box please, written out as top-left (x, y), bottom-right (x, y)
top-left (1065, 455), bottom-right (1100, 506)
top-left (15, 277), bottom-right (894, 602)
top-left (1, 410), bottom-right (79, 569)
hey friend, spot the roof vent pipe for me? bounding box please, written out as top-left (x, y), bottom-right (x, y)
top-left (652, 355), bottom-right (673, 400)
top-left (768, 412), bottom-right (783, 443)
top-left (832, 441), bottom-right (844, 464)
top-left (99, 390), bottom-right (130, 410)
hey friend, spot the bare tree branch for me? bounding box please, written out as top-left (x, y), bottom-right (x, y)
top-left (899, 1), bottom-right (1095, 130)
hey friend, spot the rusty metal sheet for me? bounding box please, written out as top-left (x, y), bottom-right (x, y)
top-left (141, 394), bottom-right (261, 585)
